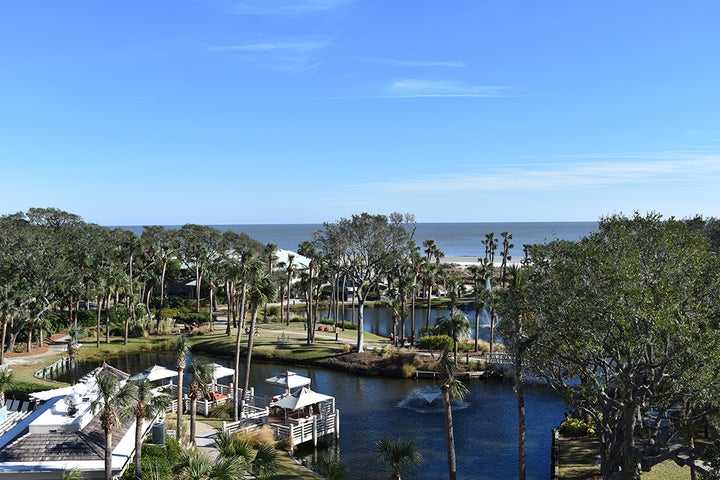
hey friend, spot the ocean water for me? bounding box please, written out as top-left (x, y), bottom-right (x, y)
top-left (121, 221), bottom-right (597, 261)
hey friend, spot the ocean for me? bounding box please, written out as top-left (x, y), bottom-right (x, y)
top-left (121, 221), bottom-right (598, 261)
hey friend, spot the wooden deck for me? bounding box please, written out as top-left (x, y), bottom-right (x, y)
top-left (222, 397), bottom-right (339, 449)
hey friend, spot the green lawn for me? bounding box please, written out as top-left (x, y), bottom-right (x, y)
top-left (557, 437), bottom-right (696, 480)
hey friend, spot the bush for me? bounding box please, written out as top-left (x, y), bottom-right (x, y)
top-left (176, 312), bottom-right (210, 325)
top-left (120, 438), bottom-right (182, 479)
top-left (561, 416), bottom-right (597, 437)
top-left (418, 335), bottom-right (453, 351)
top-left (402, 363), bottom-right (417, 378)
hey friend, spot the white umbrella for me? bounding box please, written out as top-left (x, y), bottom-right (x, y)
top-left (210, 362), bottom-right (235, 380)
top-left (128, 365), bottom-right (178, 382)
top-left (274, 387), bottom-right (333, 410)
top-left (265, 370), bottom-right (311, 393)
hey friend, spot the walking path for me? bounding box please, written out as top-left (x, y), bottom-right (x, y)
top-left (4, 334), bottom-right (69, 366)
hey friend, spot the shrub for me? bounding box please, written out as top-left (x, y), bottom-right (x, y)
top-left (418, 335), bottom-right (453, 351)
top-left (561, 416), bottom-right (597, 437)
top-left (208, 401), bottom-right (233, 419)
top-left (402, 363), bottom-right (417, 378)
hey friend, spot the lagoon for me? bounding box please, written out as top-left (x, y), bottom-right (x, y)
top-left (63, 352), bottom-right (567, 479)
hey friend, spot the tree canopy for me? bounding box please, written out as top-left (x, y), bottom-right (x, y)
top-left (521, 213), bottom-right (720, 479)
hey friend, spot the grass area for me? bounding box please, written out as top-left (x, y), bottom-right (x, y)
top-left (557, 437), bottom-right (697, 480)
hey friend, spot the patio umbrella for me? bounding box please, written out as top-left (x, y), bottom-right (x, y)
top-left (210, 362), bottom-right (235, 380)
top-left (274, 387), bottom-right (333, 410)
top-left (128, 365), bottom-right (178, 382)
top-left (265, 370), bottom-right (311, 393)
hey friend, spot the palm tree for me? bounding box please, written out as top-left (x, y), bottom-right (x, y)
top-left (440, 350), bottom-right (468, 480)
top-left (91, 368), bottom-right (134, 480)
top-left (187, 361), bottom-right (213, 446)
top-left (126, 379), bottom-right (172, 480)
top-left (213, 429), bottom-right (253, 464)
top-left (436, 309), bottom-right (471, 366)
top-left (0, 367), bottom-right (13, 410)
top-left (175, 445), bottom-right (247, 480)
top-left (285, 253), bottom-right (295, 326)
top-left (500, 231), bottom-right (514, 286)
top-left (61, 469), bottom-right (87, 480)
top-left (175, 337), bottom-right (189, 441)
top-left (375, 437), bottom-right (422, 480)
top-left (67, 325), bottom-right (84, 385)
top-left (251, 443), bottom-right (279, 479)
top-left (241, 271), bottom-right (277, 411)
top-left (323, 453), bottom-right (349, 480)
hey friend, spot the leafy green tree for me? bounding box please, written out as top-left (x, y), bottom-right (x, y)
top-left (523, 213), bottom-right (720, 479)
top-left (91, 367), bottom-right (134, 480)
top-left (375, 437), bottom-right (422, 480)
top-left (126, 379), bottom-right (172, 480)
top-left (177, 224), bottom-right (222, 313)
top-left (314, 213), bottom-right (413, 352)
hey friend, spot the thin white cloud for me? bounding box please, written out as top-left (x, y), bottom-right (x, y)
top-left (388, 80), bottom-right (507, 98)
top-left (359, 57), bottom-right (466, 68)
top-left (224, 0), bottom-right (352, 15)
top-left (211, 41), bottom-right (327, 53)
top-left (368, 155), bottom-right (720, 193)
top-left (209, 38), bottom-right (331, 71)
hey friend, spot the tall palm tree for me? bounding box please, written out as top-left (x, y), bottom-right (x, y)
top-left (241, 271), bottom-right (277, 411)
top-left (67, 325), bottom-right (84, 386)
top-left (187, 361), bottom-right (213, 446)
top-left (440, 350), bottom-right (468, 480)
top-left (375, 437), bottom-right (422, 480)
top-left (285, 253), bottom-right (295, 326)
top-left (175, 336), bottom-right (189, 441)
top-left (126, 379), bottom-right (172, 480)
top-left (91, 368), bottom-right (134, 480)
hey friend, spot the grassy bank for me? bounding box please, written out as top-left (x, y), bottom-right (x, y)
top-left (557, 437), bottom-right (693, 479)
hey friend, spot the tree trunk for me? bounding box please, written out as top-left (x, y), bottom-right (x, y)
top-left (135, 415), bottom-right (143, 479)
top-left (190, 397), bottom-right (197, 446)
top-left (105, 429), bottom-right (113, 480)
top-left (242, 305), bottom-right (261, 413)
top-left (1, 313), bottom-right (8, 365)
top-left (176, 368), bottom-right (184, 441)
top-left (105, 293), bottom-right (111, 344)
top-left (96, 295), bottom-right (102, 348)
top-left (233, 284), bottom-right (248, 421)
top-left (489, 307), bottom-right (497, 354)
top-left (356, 293), bottom-right (366, 353)
top-left (474, 308), bottom-right (480, 352)
top-left (515, 347), bottom-right (526, 480)
top-left (442, 384), bottom-right (457, 480)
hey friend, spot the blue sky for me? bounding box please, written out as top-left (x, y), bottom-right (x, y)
top-left (2, 0), bottom-right (719, 226)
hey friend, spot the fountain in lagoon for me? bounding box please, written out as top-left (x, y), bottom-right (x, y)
top-left (396, 385), bottom-right (468, 413)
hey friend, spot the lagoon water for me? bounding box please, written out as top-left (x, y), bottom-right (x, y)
top-left (65, 353), bottom-right (567, 479)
